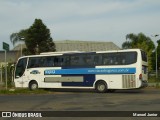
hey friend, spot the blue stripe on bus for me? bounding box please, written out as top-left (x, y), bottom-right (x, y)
top-left (44, 68), bottom-right (136, 75)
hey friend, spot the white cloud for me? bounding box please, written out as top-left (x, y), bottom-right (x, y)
top-left (0, 0), bottom-right (160, 49)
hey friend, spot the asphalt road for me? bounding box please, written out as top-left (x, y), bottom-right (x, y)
top-left (0, 88), bottom-right (160, 120)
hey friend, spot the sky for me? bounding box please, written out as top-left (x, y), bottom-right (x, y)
top-left (0, 0), bottom-right (160, 50)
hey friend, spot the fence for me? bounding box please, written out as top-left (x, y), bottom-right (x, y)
top-left (0, 65), bottom-right (14, 88)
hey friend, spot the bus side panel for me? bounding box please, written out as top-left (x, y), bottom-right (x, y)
top-left (108, 75), bottom-right (123, 89)
top-left (96, 75), bottom-right (123, 89)
top-left (61, 66), bottom-right (96, 87)
top-left (61, 74), bottom-right (95, 87)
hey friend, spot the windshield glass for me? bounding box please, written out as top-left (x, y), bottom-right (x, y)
top-left (15, 58), bottom-right (27, 78)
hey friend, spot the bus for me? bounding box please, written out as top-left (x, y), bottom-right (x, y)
top-left (14, 49), bottom-right (148, 93)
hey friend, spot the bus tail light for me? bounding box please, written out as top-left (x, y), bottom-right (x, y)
top-left (139, 74), bottom-right (142, 80)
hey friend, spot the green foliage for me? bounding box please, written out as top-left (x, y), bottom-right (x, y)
top-left (1, 63), bottom-right (14, 88)
top-left (122, 33), bottom-right (155, 50)
top-left (10, 18), bottom-right (56, 55)
top-left (25, 19), bottom-right (56, 55)
top-left (10, 29), bottom-right (28, 46)
top-left (122, 33), bottom-right (155, 71)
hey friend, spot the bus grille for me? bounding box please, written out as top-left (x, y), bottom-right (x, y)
top-left (122, 75), bottom-right (136, 88)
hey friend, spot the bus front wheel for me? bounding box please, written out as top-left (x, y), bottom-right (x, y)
top-left (95, 81), bottom-right (107, 93)
top-left (29, 81), bottom-right (38, 90)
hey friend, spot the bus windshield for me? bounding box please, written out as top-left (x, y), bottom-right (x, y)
top-left (15, 58), bottom-right (27, 78)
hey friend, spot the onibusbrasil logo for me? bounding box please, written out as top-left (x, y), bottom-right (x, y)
top-left (1, 112), bottom-right (42, 118)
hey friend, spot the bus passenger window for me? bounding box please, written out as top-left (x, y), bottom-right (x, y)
top-left (64, 56), bottom-right (70, 66)
top-left (59, 58), bottom-right (64, 66)
top-left (54, 57), bottom-right (64, 67)
top-left (103, 58), bottom-right (109, 65)
top-left (94, 56), bottom-right (99, 65)
top-left (70, 56), bottom-right (79, 66)
top-left (84, 56), bottom-right (92, 65)
top-left (28, 59), bottom-right (36, 68)
top-left (43, 57), bottom-right (54, 67)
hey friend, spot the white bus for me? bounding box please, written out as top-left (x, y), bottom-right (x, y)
top-left (14, 49), bottom-right (148, 93)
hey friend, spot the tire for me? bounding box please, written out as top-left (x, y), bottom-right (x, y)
top-left (95, 81), bottom-right (107, 93)
top-left (29, 81), bottom-right (38, 90)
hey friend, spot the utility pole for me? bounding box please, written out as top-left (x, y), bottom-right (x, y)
top-left (5, 50), bottom-right (7, 90)
top-left (152, 35), bottom-right (159, 79)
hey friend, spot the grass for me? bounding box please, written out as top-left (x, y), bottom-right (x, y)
top-left (147, 76), bottom-right (160, 88)
top-left (148, 76), bottom-right (160, 83)
top-left (148, 77), bottom-right (157, 83)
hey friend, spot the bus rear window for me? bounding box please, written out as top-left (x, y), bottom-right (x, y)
top-left (141, 50), bottom-right (147, 62)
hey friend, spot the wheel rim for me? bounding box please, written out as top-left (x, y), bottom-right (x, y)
top-left (31, 84), bottom-right (37, 90)
top-left (98, 84), bottom-right (105, 91)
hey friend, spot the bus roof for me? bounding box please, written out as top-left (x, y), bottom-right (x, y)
top-left (40, 51), bottom-right (84, 55)
top-left (18, 49), bottom-right (142, 59)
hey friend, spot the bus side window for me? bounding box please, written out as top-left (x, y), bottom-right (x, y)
top-left (50, 57), bottom-right (55, 66)
top-left (102, 54), bottom-right (110, 65)
top-left (54, 57), bottom-right (59, 67)
top-left (59, 58), bottom-right (64, 66)
top-left (70, 56), bottom-right (79, 66)
top-left (102, 53), bottom-right (120, 65)
top-left (94, 56), bottom-right (99, 65)
top-left (64, 56), bottom-right (70, 66)
top-left (54, 57), bottom-right (64, 67)
top-left (43, 57), bottom-right (54, 67)
top-left (120, 53), bottom-right (126, 65)
top-left (84, 56), bottom-right (92, 65)
top-left (28, 57), bottom-right (42, 68)
top-left (54, 57), bottom-right (58, 66)
top-left (28, 59), bottom-right (35, 68)
top-left (103, 58), bottom-right (109, 65)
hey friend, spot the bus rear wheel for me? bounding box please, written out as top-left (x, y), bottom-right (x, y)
top-left (29, 81), bottom-right (38, 90)
top-left (95, 81), bottom-right (107, 93)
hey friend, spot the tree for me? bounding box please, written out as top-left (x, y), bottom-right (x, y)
top-left (24, 19), bottom-right (56, 55)
top-left (122, 33), bottom-right (155, 71)
top-left (10, 29), bottom-right (28, 46)
top-left (10, 19), bottom-right (56, 55)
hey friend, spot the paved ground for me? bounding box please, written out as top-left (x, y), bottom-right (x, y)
top-left (0, 88), bottom-right (160, 120)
